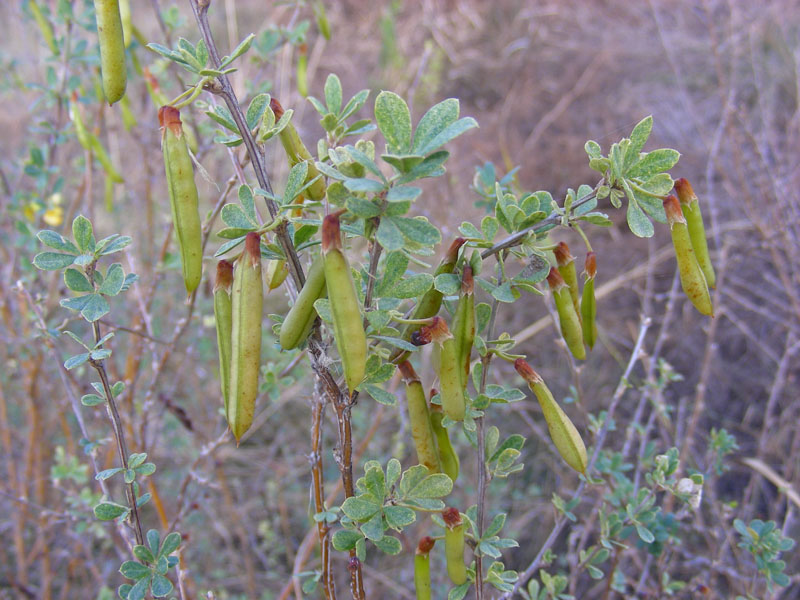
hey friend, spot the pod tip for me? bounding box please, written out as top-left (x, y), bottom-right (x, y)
top-left (554, 241), bottom-right (575, 266)
top-left (663, 195), bottom-right (685, 225)
top-left (244, 232), bottom-right (262, 266)
top-left (398, 360), bottom-right (420, 384)
top-left (321, 210), bottom-right (346, 252)
top-left (442, 507), bottom-right (462, 528)
top-left (417, 536), bottom-right (436, 554)
top-left (546, 267), bottom-right (566, 290)
top-left (584, 252), bottom-right (597, 278)
top-left (269, 97), bottom-right (285, 119)
top-left (673, 178), bottom-right (697, 204)
top-left (158, 105), bottom-right (181, 132)
top-left (214, 260), bottom-right (234, 293)
top-left (414, 316), bottom-right (452, 345)
top-left (461, 265), bottom-right (474, 294)
top-left (514, 358), bottom-right (543, 385)
top-left (445, 237), bottom-right (467, 263)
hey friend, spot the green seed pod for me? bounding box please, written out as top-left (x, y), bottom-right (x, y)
top-left (264, 259), bottom-right (289, 291)
top-left (399, 362), bottom-right (441, 473)
top-left (270, 98), bottom-right (326, 202)
top-left (515, 359), bottom-right (588, 473)
top-left (442, 507), bottom-right (467, 585)
top-left (159, 105), bottom-right (203, 294)
top-left (580, 252), bottom-right (598, 350)
top-left (554, 241), bottom-right (581, 319)
top-left (214, 260), bottom-right (234, 413)
top-left (69, 95), bottom-right (124, 183)
top-left (228, 234), bottom-right (263, 443)
top-left (414, 537), bottom-right (435, 600)
top-left (414, 317), bottom-right (465, 421)
top-left (29, 1), bottom-right (59, 56)
top-left (430, 400), bottom-right (459, 482)
top-left (118, 0), bottom-right (132, 48)
top-left (93, 0), bottom-right (127, 105)
top-left (674, 178), bottom-right (716, 289)
top-left (664, 195), bottom-right (713, 316)
top-left (392, 237), bottom-right (466, 364)
top-left (322, 212), bottom-right (367, 396)
top-left (547, 268), bottom-right (586, 360)
top-left (452, 266), bottom-right (475, 391)
top-left (296, 43), bottom-right (308, 98)
top-left (279, 256), bottom-right (327, 350)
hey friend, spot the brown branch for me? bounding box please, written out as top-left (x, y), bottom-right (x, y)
top-left (311, 378), bottom-right (335, 600)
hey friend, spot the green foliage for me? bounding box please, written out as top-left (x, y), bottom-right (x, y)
top-left (735, 519), bottom-right (795, 589)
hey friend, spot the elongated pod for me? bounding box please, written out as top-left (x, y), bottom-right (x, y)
top-left (580, 252), bottom-right (598, 350)
top-left (228, 233), bottom-right (263, 443)
top-left (159, 106), bottom-right (203, 293)
top-left (452, 266), bottom-right (475, 391)
top-left (674, 178), bottom-right (716, 288)
top-left (270, 98), bottom-right (326, 201)
top-left (442, 507), bottom-right (467, 585)
top-left (515, 359), bottom-right (587, 473)
top-left (29, 1), bottom-right (59, 55)
top-left (264, 259), bottom-right (289, 291)
top-left (296, 43), bottom-right (308, 98)
top-left (322, 212), bottom-right (367, 395)
top-left (118, 0), bottom-right (132, 48)
top-left (399, 362), bottom-right (441, 473)
top-left (664, 195), bottom-right (713, 316)
top-left (413, 317), bottom-right (465, 421)
top-left (430, 400), bottom-right (459, 482)
top-left (555, 241), bottom-right (581, 318)
top-left (414, 537), bottom-right (435, 600)
top-left (93, 0), bottom-right (126, 104)
top-left (547, 268), bottom-right (586, 360)
top-left (392, 237), bottom-right (466, 364)
top-left (214, 261), bottom-right (234, 413)
top-left (279, 256), bottom-right (327, 350)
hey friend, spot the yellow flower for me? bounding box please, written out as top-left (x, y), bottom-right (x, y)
top-left (43, 206), bottom-right (64, 227)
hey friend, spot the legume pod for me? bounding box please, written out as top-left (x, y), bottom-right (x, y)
top-left (414, 537), bottom-right (435, 600)
top-left (322, 212), bottom-right (366, 395)
top-left (159, 105), bottom-right (203, 294)
top-left (228, 234), bottom-right (263, 443)
top-left (214, 260), bottom-right (234, 413)
top-left (547, 268), bottom-right (586, 360)
top-left (664, 195), bottom-right (713, 316)
top-left (442, 507), bottom-right (467, 585)
top-left (452, 266), bottom-right (475, 391)
top-left (270, 98), bottom-right (326, 202)
top-left (555, 241), bottom-right (581, 318)
top-left (674, 178), bottom-right (716, 289)
top-left (93, 0), bottom-right (126, 104)
top-left (399, 362), bottom-right (441, 473)
top-left (413, 317), bottom-right (465, 421)
top-left (515, 359), bottom-right (588, 473)
top-left (279, 256), bottom-right (327, 350)
top-left (580, 252), bottom-right (598, 350)
top-left (430, 400), bottom-right (459, 482)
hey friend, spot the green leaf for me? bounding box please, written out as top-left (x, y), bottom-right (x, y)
top-left (159, 532), bottom-right (181, 557)
top-left (361, 511), bottom-right (385, 541)
top-left (362, 383), bottom-right (397, 406)
top-left (341, 89), bottom-right (370, 121)
top-left (284, 161), bottom-right (309, 204)
top-left (346, 196), bottom-right (381, 219)
top-left (206, 105), bottom-right (238, 132)
top-left (370, 335), bottom-right (417, 352)
top-left (33, 251), bottom-right (76, 270)
top-left (624, 115), bottom-right (652, 169)
top-left (96, 467), bottom-right (123, 481)
top-left (376, 218), bottom-right (404, 251)
top-left (94, 501), bottom-right (128, 520)
top-left (133, 545), bottom-right (155, 564)
top-left (626, 197), bottom-right (654, 238)
top-left (415, 116), bottom-right (478, 156)
top-left (404, 472), bottom-right (453, 499)
top-left (386, 185), bottom-right (421, 202)
top-left (373, 534), bottom-right (402, 555)
top-left (384, 505), bottom-right (415, 530)
top-left (375, 91), bottom-right (412, 154)
top-left (80, 294), bottom-right (110, 322)
top-left (388, 273), bottom-right (433, 299)
top-left (448, 582), bottom-right (471, 600)
top-left (150, 574), bottom-right (173, 597)
top-left (72, 215), bottom-right (94, 253)
top-left (37, 230), bottom-right (79, 254)
top-left (390, 216), bottom-right (441, 246)
top-left (126, 575), bottom-right (151, 600)
top-left (64, 352), bottom-right (90, 370)
top-left (412, 98), bottom-right (458, 153)
top-left (324, 73), bottom-right (343, 114)
top-left (635, 524), bottom-right (655, 544)
top-left (344, 177), bottom-right (386, 194)
top-left (246, 93), bottom-right (270, 130)
top-left (99, 264), bottom-right (124, 296)
top-left (64, 268), bottom-right (92, 292)
top-left (119, 561), bottom-right (150, 580)
top-left (221, 203), bottom-right (257, 229)
top-left (220, 33), bottom-right (255, 67)
top-left (332, 529), bottom-right (363, 551)
top-left (376, 251), bottom-right (408, 295)
top-left (625, 148), bottom-right (680, 179)
top-left (81, 393), bottom-right (104, 406)
top-left (382, 154), bottom-right (425, 173)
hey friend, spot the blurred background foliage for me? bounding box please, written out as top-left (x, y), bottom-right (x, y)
top-left (0, 0), bottom-right (798, 598)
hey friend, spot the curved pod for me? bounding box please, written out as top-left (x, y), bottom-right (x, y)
top-left (279, 256), bottom-right (327, 350)
top-left (547, 268), bottom-right (586, 360)
top-left (675, 178), bottom-right (716, 289)
top-left (399, 362), bottom-right (441, 473)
